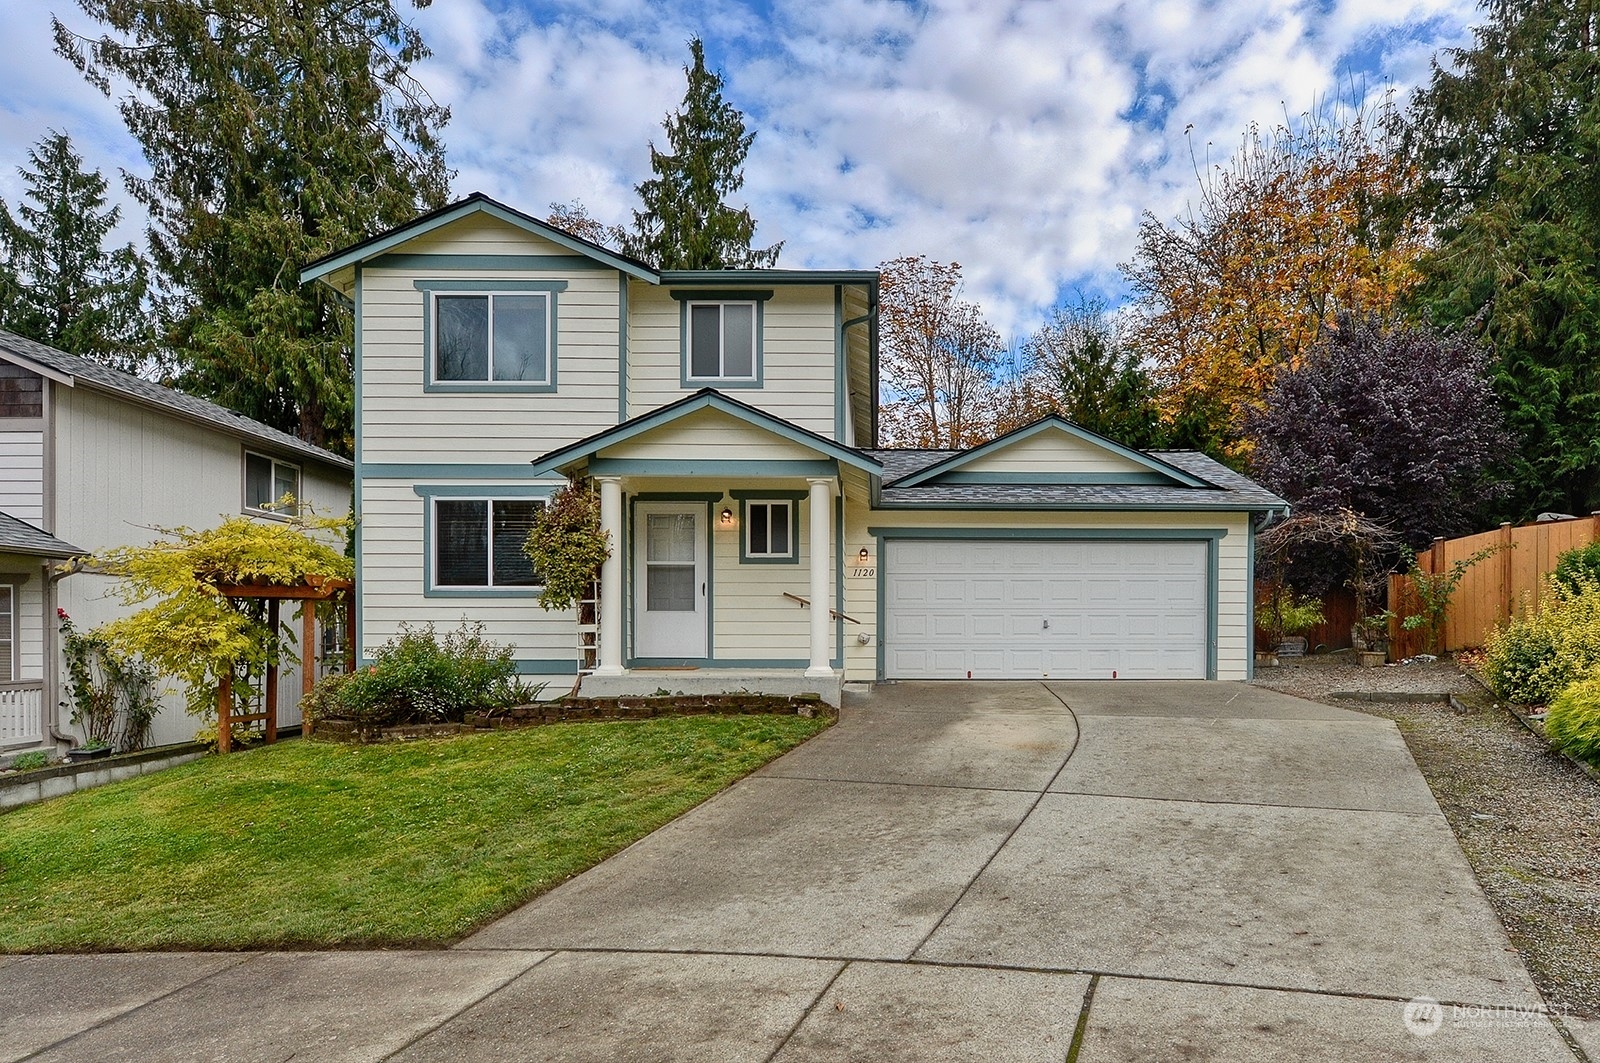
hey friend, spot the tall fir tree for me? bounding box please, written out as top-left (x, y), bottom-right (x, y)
top-left (625, 39), bottom-right (781, 270)
top-left (54, 0), bottom-right (453, 453)
top-left (0, 130), bottom-right (154, 373)
top-left (1402, 0), bottom-right (1600, 518)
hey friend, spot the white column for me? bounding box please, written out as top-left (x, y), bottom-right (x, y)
top-left (595, 476), bottom-right (625, 676)
top-left (805, 477), bottom-right (834, 678)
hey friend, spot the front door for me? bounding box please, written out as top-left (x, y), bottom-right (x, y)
top-left (634, 503), bottom-right (708, 660)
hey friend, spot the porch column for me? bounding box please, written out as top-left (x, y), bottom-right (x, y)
top-left (595, 475), bottom-right (625, 676)
top-left (805, 477), bottom-right (834, 678)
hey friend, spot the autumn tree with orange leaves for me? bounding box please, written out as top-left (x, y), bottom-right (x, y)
top-left (1123, 98), bottom-right (1427, 457)
top-left (877, 255), bottom-right (1005, 448)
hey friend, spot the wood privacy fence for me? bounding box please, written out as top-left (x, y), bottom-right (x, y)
top-left (1386, 513), bottom-right (1600, 658)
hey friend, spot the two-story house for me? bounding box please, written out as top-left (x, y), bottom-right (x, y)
top-left (303, 193), bottom-right (1287, 705)
top-left (0, 330), bottom-right (353, 753)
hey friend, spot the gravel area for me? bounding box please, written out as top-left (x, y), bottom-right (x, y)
top-left (1256, 652), bottom-right (1600, 1021)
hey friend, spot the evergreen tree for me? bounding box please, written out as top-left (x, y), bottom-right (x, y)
top-left (1015, 298), bottom-right (1167, 450)
top-left (1401, 0), bottom-right (1600, 518)
top-left (0, 130), bottom-right (153, 372)
top-left (54, 0), bottom-right (453, 453)
top-left (625, 39), bottom-right (780, 270)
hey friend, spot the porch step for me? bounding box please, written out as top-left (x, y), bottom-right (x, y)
top-left (578, 669), bottom-right (842, 708)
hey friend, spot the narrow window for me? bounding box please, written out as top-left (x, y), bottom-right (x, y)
top-left (244, 452), bottom-right (301, 514)
top-left (745, 500), bottom-right (793, 559)
top-left (434, 499), bottom-right (544, 588)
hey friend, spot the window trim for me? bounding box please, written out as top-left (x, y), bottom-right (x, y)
top-left (673, 289), bottom-right (774, 389)
top-left (732, 490), bottom-right (806, 565)
top-left (415, 279), bottom-right (567, 394)
top-left (242, 450), bottom-right (302, 519)
top-left (418, 487), bottom-right (552, 598)
top-left (0, 583), bottom-right (14, 682)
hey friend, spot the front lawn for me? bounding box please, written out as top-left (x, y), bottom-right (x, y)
top-left (0, 714), bottom-right (828, 951)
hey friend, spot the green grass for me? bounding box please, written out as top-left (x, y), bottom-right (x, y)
top-left (0, 714), bottom-right (828, 952)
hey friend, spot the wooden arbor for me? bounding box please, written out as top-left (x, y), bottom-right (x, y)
top-left (214, 576), bottom-right (354, 753)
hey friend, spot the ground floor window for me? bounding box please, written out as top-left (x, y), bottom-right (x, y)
top-left (433, 499), bottom-right (542, 589)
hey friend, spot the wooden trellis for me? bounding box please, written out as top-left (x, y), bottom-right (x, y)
top-left (214, 576), bottom-right (354, 753)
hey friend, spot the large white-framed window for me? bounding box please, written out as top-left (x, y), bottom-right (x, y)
top-left (0, 584), bottom-right (13, 681)
top-left (416, 279), bottom-right (567, 394)
top-left (431, 497), bottom-right (544, 591)
top-left (243, 451), bottom-right (301, 516)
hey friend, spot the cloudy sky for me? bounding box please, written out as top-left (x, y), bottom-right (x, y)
top-left (4, 0), bottom-right (1478, 339)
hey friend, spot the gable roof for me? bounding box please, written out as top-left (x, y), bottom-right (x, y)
top-left (886, 415), bottom-right (1214, 489)
top-left (0, 510), bottom-right (82, 558)
top-left (299, 192), bottom-right (661, 285)
top-left (0, 330), bottom-right (352, 472)
top-left (532, 389), bottom-right (883, 476)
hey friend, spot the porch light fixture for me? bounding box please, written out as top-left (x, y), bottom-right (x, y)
top-left (857, 548), bottom-right (870, 563)
top-left (720, 507), bottom-right (734, 525)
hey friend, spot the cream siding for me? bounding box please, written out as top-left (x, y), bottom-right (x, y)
top-left (53, 385), bottom-right (351, 746)
top-left (598, 409), bottom-right (826, 464)
top-left (359, 266), bottom-right (621, 464)
top-left (625, 283), bottom-right (839, 436)
top-left (390, 213), bottom-right (580, 258)
top-left (846, 503), bottom-right (1252, 683)
top-left (0, 431), bottom-right (44, 524)
top-left (957, 429), bottom-right (1154, 476)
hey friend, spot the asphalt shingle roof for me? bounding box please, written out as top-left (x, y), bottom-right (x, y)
top-left (0, 330), bottom-right (352, 471)
top-left (0, 510), bottom-right (81, 557)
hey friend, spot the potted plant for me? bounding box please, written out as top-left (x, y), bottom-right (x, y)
top-left (65, 740), bottom-right (113, 763)
top-left (1352, 609), bottom-right (1394, 666)
top-left (1256, 586), bottom-right (1326, 665)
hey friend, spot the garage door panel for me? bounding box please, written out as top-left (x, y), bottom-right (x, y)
top-left (885, 539), bottom-right (1208, 680)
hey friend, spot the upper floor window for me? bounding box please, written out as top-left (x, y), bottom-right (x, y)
top-left (687, 302), bottom-right (756, 383)
top-left (244, 452), bottom-right (300, 516)
top-left (415, 279), bottom-right (566, 394)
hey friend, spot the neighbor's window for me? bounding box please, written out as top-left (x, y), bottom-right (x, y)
top-left (687, 302), bottom-right (757, 382)
top-left (244, 452), bottom-right (301, 514)
top-left (745, 500), bottom-right (793, 559)
top-left (435, 292), bottom-right (551, 384)
top-left (0, 585), bottom-right (13, 681)
top-left (434, 498), bottom-right (543, 588)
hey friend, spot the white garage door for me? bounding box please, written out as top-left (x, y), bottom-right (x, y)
top-left (884, 539), bottom-right (1208, 680)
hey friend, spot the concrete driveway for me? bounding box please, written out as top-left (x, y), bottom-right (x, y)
top-left (5, 682), bottom-right (1590, 1062)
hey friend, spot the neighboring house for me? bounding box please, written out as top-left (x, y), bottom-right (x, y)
top-left (0, 329), bottom-right (353, 753)
top-left (303, 193), bottom-right (1288, 705)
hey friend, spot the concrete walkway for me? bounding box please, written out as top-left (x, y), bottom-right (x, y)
top-left (3, 682), bottom-right (1590, 1061)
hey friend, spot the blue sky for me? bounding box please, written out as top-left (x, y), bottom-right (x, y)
top-left (2, 0), bottom-right (1478, 339)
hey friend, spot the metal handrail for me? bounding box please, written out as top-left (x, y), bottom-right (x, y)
top-left (781, 591), bottom-right (861, 624)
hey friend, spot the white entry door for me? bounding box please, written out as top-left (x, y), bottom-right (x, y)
top-left (635, 504), bottom-right (708, 659)
top-left (883, 538), bottom-right (1208, 680)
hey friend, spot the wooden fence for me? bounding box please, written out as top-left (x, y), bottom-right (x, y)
top-left (1386, 513), bottom-right (1600, 657)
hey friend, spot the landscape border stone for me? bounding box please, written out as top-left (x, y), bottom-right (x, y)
top-left (0, 742), bottom-right (209, 812)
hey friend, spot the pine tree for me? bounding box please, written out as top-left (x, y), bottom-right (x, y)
top-left (625, 39), bottom-right (781, 270)
top-left (0, 130), bottom-right (154, 372)
top-left (54, 0), bottom-right (453, 453)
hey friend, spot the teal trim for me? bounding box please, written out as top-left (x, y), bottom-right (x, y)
top-left (300, 196), bottom-right (657, 283)
top-left (618, 275), bottom-right (629, 421)
top-left (1207, 536), bottom-right (1219, 680)
top-left (868, 527), bottom-right (1228, 542)
top-left (534, 390), bottom-right (882, 475)
top-left (353, 263), bottom-right (364, 662)
top-left (934, 471), bottom-right (1179, 485)
top-left (628, 498), bottom-right (714, 663)
top-left (834, 493), bottom-right (844, 670)
top-left (412, 483), bottom-right (557, 499)
top-left (379, 253), bottom-right (608, 271)
top-left (1246, 518), bottom-right (1258, 680)
top-left (874, 501), bottom-right (1279, 513)
top-left (833, 286), bottom-right (844, 442)
top-left (890, 417), bottom-right (1212, 489)
top-left (868, 278), bottom-right (880, 446)
top-left (842, 312), bottom-right (872, 328)
top-left (418, 282), bottom-right (562, 395)
top-left (633, 491), bottom-right (725, 502)
top-left (658, 269), bottom-right (878, 284)
top-left (627, 657), bottom-right (812, 669)
top-left (874, 532), bottom-right (886, 680)
top-left (588, 458), bottom-right (839, 478)
top-left (361, 462), bottom-right (554, 479)
top-left (729, 489), bottom-right (809, 500)
top-left (679, 297), bottom-right (765, 390)
top-left (515, 659), bottom-right (580, 675)
top-left (668, 289), bottom-right (775, 302)
top-left (738, 497), bottom-right (801, 565)
top-left (422, 494), bottom-right (547, 599)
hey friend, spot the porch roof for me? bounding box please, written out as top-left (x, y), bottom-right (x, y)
top-left (531, 389), bottom-right (884, 478)
top-left (0, 511), bottom-right (82, 558)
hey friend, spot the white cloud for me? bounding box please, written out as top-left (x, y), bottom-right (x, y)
top-left (0, 0), bottom-right (1479, 340)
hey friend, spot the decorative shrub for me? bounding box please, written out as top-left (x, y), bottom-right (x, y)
top-left (1482, 579), bottom-right (1600, 704)
top-left (58, 609), bottom-right (157, 753)
top-left (524, 479), bottom-right (611, 612)
top-left (1546, 675), bottom-right (1600, 766)
top-left (320, 622), bottom-right (519, 726)
top-left (1256, 587), bottom-right (1325, 647)
top-left (1553, 541), bottom-right (1600, 596)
